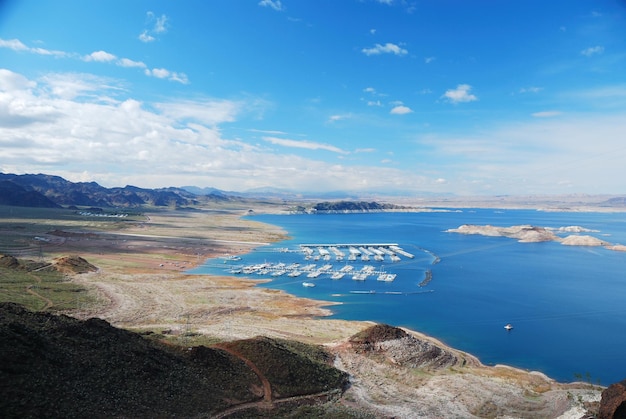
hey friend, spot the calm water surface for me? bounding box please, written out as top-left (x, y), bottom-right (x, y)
top-left (190, 209), bottom-right (626, 385)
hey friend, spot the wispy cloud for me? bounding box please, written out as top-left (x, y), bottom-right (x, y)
top-left (581, 46), bottom-right (604, 57)
top-left (258, 0), bottom-right (283, 11)
top-left (532, 111), bottom-right (562, 118)
top-left (328, 114), bottom-right (352, 123)
top-left (0, 38), bottom-right (67, 57)
top-left (263, 136), bottom-right (347, 154)
top-left (442, 84), bottom-right (478, 104)
top-left (147, 68), bottom-right (189, 83)
top-left (118, 58), bottom-right (147, 68)
top-left (362, 42), bottom-right (407, 56)
top-left (1, 37), bottom-right (186, 84)
top-left (424, 56), bottom-right (435, 64)
top-left (519, 86), bottom-right (543, 94)
top-left (139, 12), bottom-right (169, 43)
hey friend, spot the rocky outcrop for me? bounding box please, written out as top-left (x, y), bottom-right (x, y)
top-left (599, 379), bottom-right (626, 419)
top-left (447, 224), bottom-right (622, 253)
top-left (446, 224), bottom-right (557, 242)
top-left (561, 234), bottom-right (608, 246)
top-left (52, 255), bottom-right (98, 274)
top-left (348, 324), bottom-right (460, 370)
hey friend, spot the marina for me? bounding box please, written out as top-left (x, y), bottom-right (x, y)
top-left (220, 243), bottom-right (422, 283)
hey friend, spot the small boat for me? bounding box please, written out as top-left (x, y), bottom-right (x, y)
top-left (504, 324), bottom-right (513, 330)
top-left (302, 282), bottom-right (316, 287)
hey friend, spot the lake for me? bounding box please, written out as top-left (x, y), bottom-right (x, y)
top-left (190, 209), bottom-right (626, 385)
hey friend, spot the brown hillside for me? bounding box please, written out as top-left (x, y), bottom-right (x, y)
top-left (0, 303), bottom-right (352, 418)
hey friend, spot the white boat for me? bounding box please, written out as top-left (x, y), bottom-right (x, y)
top-left (307, 271), bottom-right (321, 278)
top-left (377, 273), bottom-right (396, 282)
top-left (302, 282), bottom-right (316, 287)
top-left (331, 272), bottom-right (345, 280)
top-left (504, 324), bottom-right (513, 330)
top-left (288, 270), bottom-right (302, 277)
top-left (352, 273), bottom-right (367, 281)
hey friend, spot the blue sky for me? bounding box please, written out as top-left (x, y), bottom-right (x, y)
top-left (1, 0), bottom-right (625, 195)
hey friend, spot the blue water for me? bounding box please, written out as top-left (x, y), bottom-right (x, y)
top-left (189, 209), bottom-right (626, 385)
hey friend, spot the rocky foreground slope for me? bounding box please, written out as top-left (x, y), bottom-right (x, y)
top-left (1, 303), bottom-right (611, 418)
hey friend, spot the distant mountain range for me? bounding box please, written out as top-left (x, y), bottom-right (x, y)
top-left (0, 173), bottom-right (203, 208)
top-left (1, 172), bottom-right (624, 209)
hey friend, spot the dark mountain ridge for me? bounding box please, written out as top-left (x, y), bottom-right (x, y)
top-left (0, 173), bottom-right (199, 208)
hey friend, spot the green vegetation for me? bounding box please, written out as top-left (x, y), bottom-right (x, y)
top-left (0, 258), bottom-right (99, 312)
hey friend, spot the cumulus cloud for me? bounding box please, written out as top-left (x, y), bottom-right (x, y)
top-left (84, 50), bottom-right (117, 62)
top-left (442, 84), bottom-right (478, 104)
top-left (0, 69), bottom-right (450, 193)
top-left (0, 69), bottom-right (36, 91)
top-left (390, 105), bottom-right (412, 115)
top-left (581, 46), bottom-right (604, 57)
top-left (258, 0), bottom-right (283, 11)
top-left (362, 42), bottom-right (407, 56)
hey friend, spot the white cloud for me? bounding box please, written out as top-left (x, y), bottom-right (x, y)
top-left (390, 105), bottom-right (412, 115)
top-left (0, 37), bottom-right (66, 57)
top-left (442, 84), bottom-right (478, 104)
top-left (519, 86), bottom-right (543, 94)
top-left (258, 0), bottom-right (283, 11)
top-left (367, 100), bottom-right (382, 107)
top-left (153, 14), bottom-right (168, 33)
top-left (424, 56), bottom-right (435, 64)
top-left (581, 46), bottom-right (604, 57)
top-left (263, 136), bottom-right (347, 154)
top-left (328, 114), bottom-right (352, 122)
top-left (362, 42), bottom-right (407, 56)
top-left (0, 38), bottom-right (28, 51)
top-left (138, 31), bottom-right (155, 43)
top-left (532, 111), bottom-right (562, 118)
top-left (145, 68), bottom-right (189, 84)
top-left (117, 58), bottom-right (147, 68)
top-left (84, 50), bottom-right (117, 62)
top-left (139, 12), bottom-right (169, 42)
top-left (0, 69), bottom-right (36, 91)
top-left (155, 99), bottom-right (240, 126)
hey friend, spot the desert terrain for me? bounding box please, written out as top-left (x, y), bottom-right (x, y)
top-left (0, 203), bottom-right (605, 418)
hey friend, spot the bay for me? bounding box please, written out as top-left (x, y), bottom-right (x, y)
top-left (190, 209), bottom-right (626, 385)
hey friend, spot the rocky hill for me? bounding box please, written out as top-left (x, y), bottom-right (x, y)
top-left (0, 180), bottom-right (60, 208)
top-left (0, 303), bottom-right (352, 418)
